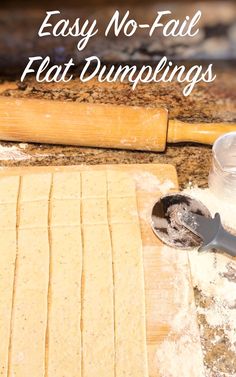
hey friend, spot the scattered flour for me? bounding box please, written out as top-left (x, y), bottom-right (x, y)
top-left (18, 143), bottom-right (29, 150)
top-left (184, 187), bottom-right (236, 376)
top-left (0, 145), bottom-right (31, 161)
top-left (156, 335), bottom-right (205, 377)
top-left (149, 184), bottom-right (236, 377)
top-left (0, 145), bottom-right (50, 161)
top-left (134, 172), bottom-right (175, 194)
top-left (155, 246), bottom-right (205, 377)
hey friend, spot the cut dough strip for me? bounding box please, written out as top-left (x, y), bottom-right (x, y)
top-left (0, 176), bottom-right (19, 377)
top-left (47, 172), bottom-right (82, 377)
top-left (108, 171), bottom-right (148, 377)
top-left (9, 174), bottom-right (51, 377)
top-left (81, 171), bottom-right (115, 377)
top-left (111, 223), bottom-right (148, 377)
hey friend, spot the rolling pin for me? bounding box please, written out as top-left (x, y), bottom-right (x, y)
top-left (0, 96), bottom-right (235, 151)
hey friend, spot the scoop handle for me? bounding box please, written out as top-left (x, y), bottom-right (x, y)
top-left (200, 214), bottom-right (236, 257)
top-left (213, 227), bottom-right (236, 257)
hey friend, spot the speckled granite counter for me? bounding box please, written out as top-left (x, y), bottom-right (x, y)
top-left (1, 63), bottom-right (235, 190)
top-left (0, 141), bottom-right (211, 189)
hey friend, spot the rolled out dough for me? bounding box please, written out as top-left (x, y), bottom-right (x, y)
top-left (107, 170), bottom-right (136, 197)
top-left (1, 169), bottom-right (148, 377)
top-left (108, 172), bottom-right (148, 377)
top-left (0, 176), bottom-right (19, 377)
top-left (81, 170), bottom-right (114, 377)
top-left (82, 225), bottom-right (115, 377)
top-left (52, 172), bottom-right (81, 200)
top-left (47, 172), bottom-right (82, 377)
top-left (111, 223), bottom-right (148, 377)
top-left (47, 229), bottom-right (82, 377)
top-left (81, 170), bottom-right (107, 198)
top-left (9, 174), bottom-right (51, 377)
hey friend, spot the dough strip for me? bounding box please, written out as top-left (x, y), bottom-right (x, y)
top-left (0, 176), bottom-right (20, 377)
top-left (47, 172), bottom-right (82, 377)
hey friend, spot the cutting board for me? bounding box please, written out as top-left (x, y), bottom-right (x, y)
top-left (0, 163), bottom-right (204, 377)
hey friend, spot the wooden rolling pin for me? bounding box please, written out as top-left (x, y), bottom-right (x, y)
top-left (0, 96), bottom-right (235, 151)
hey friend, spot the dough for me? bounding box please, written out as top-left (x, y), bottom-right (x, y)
top-left (0, 176), bottom-right (19, 377)
top-left (19, 201), bottom-right (49, 229)
top-left (0, 176), bottom-right (20, 203)
top-left (50, 199), bottom-right (81, 227)
top-left (81, 171), bottom-right (114, 377)
top-left (47, 227), bottom-right (82, 377)
top-left (82, 197), bottom-right (107, 224)
top-left (1, 169), bottom-right (148, 377)
top-left (10, 228), bottom-right (50, 377)
top-left (107, 170), bottom-right (136, 197)
top-left (0, 203), bottom-right (18, 229)
top-left (20, 173), bottom-right (52, 202)
top-left (81, 170), bottom-right (107, 198)
top-left (9, 174), bottom-right (51, 377)
top-left (52, 172), bottom-right (81, 200)
top-left (108, 196), bottom-right (139, 224)
top-left (108, 171), bottom-right (148, 377)
top-left (47, 173), bottom-right (82, 377)
top-left (110, 224), bottom-right (148, 377)
top-left (82, 226), bottom-right (115, 377)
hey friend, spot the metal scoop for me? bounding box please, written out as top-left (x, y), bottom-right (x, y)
top-left (151, 193), bottom-right (236, 256)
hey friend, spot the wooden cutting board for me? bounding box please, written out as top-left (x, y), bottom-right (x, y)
top-left (0, 163), bottom-right (204, 377)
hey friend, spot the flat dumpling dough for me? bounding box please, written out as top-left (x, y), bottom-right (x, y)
top-left (108, 171), bottom-right (148, 377)
top-left (81, 171), bottom-right (114, 377)
top-left (0, 176), bottom-right (20, 203)
top-left (111, 223), bottom-right (148, 377)
top-left (9, 174), bottom-right (51, 377)
top-left (20, 173), bottom-right (52, 202)
top-left (82, 225), bottom-right (115, 377)
top-left (47, 172), bottom-right (82, 377)
top-left (81, 170), bottom-right (107, 198)
top-left (1, 169), bottom-right (148, 377)
top-left (52, 172), bottom-right (81, 200)
top-left (107, 170), bottom-right (136, 197)
top-left (0, 176), bottom-right (19, 377)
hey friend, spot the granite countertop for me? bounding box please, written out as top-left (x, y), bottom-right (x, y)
top-left (0, 141), bottom-right (211, 189)
top-left (1, 62), bottom-right (235, 190)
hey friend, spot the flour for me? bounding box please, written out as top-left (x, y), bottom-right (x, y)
top-left (184, 187), bottom-right (236, 376)
top-left (0, 145), bottom-right (52, 161)
top-left (0, 145), bottom-right (31, 161)
top-left (183, 187), bottom-right (236, 229)
top-left (134, 172), bottom-right (175, 194)
top-left (155, 246), bottom-right (205, 377)
top-left (154, 186), bottom-right (236, 377)
top-left (156, 335), bottom-right (205, 377)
